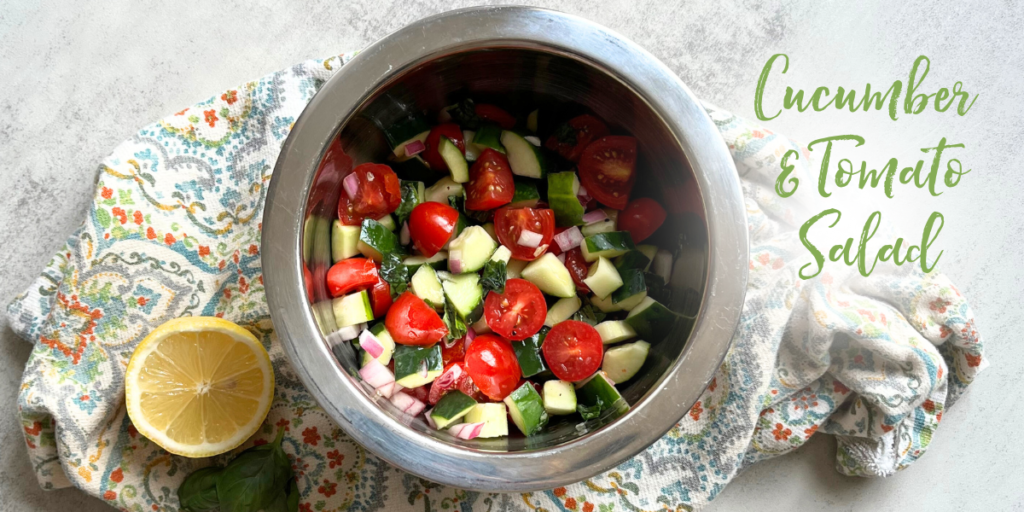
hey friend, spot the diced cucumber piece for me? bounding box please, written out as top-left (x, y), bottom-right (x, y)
top-left (403, 251), bottom-right (448, 274)
top-left (482, 223), bottom-right (498, 242)
top-left (442, 273), bottom-right (483, 318)
top-left (509, 178), bottom-right (542, 208)
top-left (581, 217), bottom-right (617, 237)
top-left (581, 231), bottom-right (636, 262)
top-left (542, 380), bottom-right (577, 415)
top-left (512, 330), bottom-right (547, 377)
top-left (501, 130), bottom-right (548, 179)
top-left (614, 250), bottom-right (651, 272)
top-left (625, 296), bottom-right (681, 341)
top-left (545, 296), bottom-right (581, 327)
top-left (360, 323), bottom-right (396, 366)
top-left (637, 245), bottom-right (659, 270)
top-left (602, 340), bottom-right (650, 384)
top-left (435, 270), bottom-right (455, 281)
top-left (392, 130), bottom-right (431, 161)
top-left (584, 257), bottom-right (624, 299)
top-left (393, 344), bottom-right (443, 388)
top-left (394, 180), bottom-right (425, 225)
top-left (462, 130), bottom-right (481, 162)
top-left (410, 265), bottom-right (445, 309)
top-left (439, 136), bottom-right (469, 183)
top-left (464, 403), bottom-right (508, 438)
top-left (425, 176), bottom-right (464, 204)
top-left (332, 290), bottom-right (374, 328)
top-left (384, 115), bottom-right (430, 153)
top-left (595, 320), bottom-right (637, 345)
top-left (375, 214), bottom-right (397, 231)
top-left (506, 258), bottom-right (528, 279)
top-left (490, 245), bottom-right (512, 264)
top-left (471, 314), bottom-right (491, 334)
top-left (589, 294), bottom-right (624, 313)
top-left (612, 268), bottom-right (648, 310)
top-left (521, 253), bottom-right (575, 298)
top-left (503, 381), bottom-right (549, 436)
top-left (332, 220), bottom-right (361, 262)
top-left (358, 218), bottom-right (405, 261)
top-left (547, 171), bottom-right (585, 227)
top-left (472, 124), bottom-right (505, 152)
top-left (430, 391), bottom-right (478, 429)
top-left (526, 109), bottom-right (539, 133)
top-left (575, 371), bottom-right (627, 413)
top-left (447, 225), bottom-right (497, 274)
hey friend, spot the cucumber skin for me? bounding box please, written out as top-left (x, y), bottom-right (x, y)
top-left (547, 171), bottom-right (585, 227)
top-left (612, 268), bottom-right (647, 304)
top-left (503, 382), bottom-right (549, 436)
top-left (625, 297), bottom-right (681, 341)
top-left (614, 250), bottom-right (651, 272)
top-left (512, 335), bottom-right (548, 378)
top-left (430, 391), bottom-right (478, 429)
top-left (502, 131), bottom-right (549, 179)
top-left (440, 137), bottom-right (469, 183)
top-left (584, 231), bottom-right (636, 254)
top-left (393, 344), bottom-right (443, 385)
top-left (576, 372), bottom-right (628, 413)
top-left (384, 115), bottom-right (431, 150)
top-left (509, 178), bottom-right (542, 208)
top-left (472, 124), bottom-right (505, 152)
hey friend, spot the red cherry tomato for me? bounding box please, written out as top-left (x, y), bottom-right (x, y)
top-left (474, 104), bottom-right (516, 129)
top-left (408, 202), bottom-right (459, 257)
top-left (464, 335), bottom-right (522, 401)
top-left (484, 279), bottom-right (547, 341)
top-left (548, 227), bottom-right (570, 256)
top-left (494, 207), bottom-right (555, 261)
top-left (368, 266), bottom-right (392, 318)
top-left (303, 264), bottom-right (314, 303)
top-left (337, 163), bottom-right (403, 226)
top-left (579, 136), bottom-right (637, 210)
top-left (440, 336), bottom-right (466, 366)
top-left (618, 198), bottom-right (667, 244)
top-left (325, 258), bottom-right (379, 298)
top-left (542, 320), bottom-right (604, 382)
top-left (465, 149), bottom-right (515, 211)
top-left (385, 292), bottom-right (448, 346)
top-left (544, 114), bottom-right (610, 163)
top-left (423, 123), bottom-right (466, 171)
top-left (563, 247), bottom-right (591, 293)
top-left (400, 385), bottom-right (430, 403)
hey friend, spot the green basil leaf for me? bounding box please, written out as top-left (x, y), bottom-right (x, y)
top-left (577, 403), bottom-right (601, 420)
top-left (479, 259), bottom-right (507, 296)
top-left (447, 98), bottom-right (481, 130)
top-left (572, 297), bottom-right (606, 326)
top-left (380, 252), bottom-right (409, 298)
top-left (394, 180), bottom-right (423, 226)
top-left (216, 429), bottom-right (292, 512)
top-left (264, 477), bottom-right (300, 512)
top-left (552, 122), bottom-right (577, 146)
top-left (177, 466), bottom-right (223, 512)
top-left (644, 272), bottom-right (672, 304)
top-left (443, 296), bottom-right (467, 342)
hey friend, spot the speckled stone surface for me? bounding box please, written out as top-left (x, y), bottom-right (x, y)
top-left (2, 1), bottom-right (1022, 510)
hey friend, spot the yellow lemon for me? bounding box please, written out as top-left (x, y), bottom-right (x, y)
top-left (125, 317), bottom-right (274, 457)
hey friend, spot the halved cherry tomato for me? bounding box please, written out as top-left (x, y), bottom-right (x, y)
top-left (465, 334), bottom-right (522, 401)
top-left (368, 266), bottom-right (392, 318)
top-left (548, 227), bottom-right (569, 256)
top-left (408, 202), bottom-right (459, 257)
top-left (428, 361), bottom-right (487, 404)
top-left (474, 104), bottom-right (516, 129)
top-left (465, 148), bottom-right (514, 211)
top-left (618, 198), bottom-right (667, 244)
top-left (440, 336), bottom-right (466, 366)
top-left (484, 278), bottom-right (547, 341)
top-left (544, 114), bottom-right (610, 163)
top-left (494, 207), bottom-right (555, 261)
top-left (563, 247), bottom-right (591, 293)
top-left (337, 163), bottom-right (403, 225)
top-left (326, 258), bottom-right (378, 297)
top-left (423, 123), bottom-right (466, 171)
top-left (542, 320), bottom-right (604, 382)
top-left (579, 136), bottom-right (637, 210)
top-left (385, 291), bottom-right (448, 346)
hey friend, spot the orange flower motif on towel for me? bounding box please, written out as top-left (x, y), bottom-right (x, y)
top-left (204, 109), bottom-right (219, 128)
top-left (221, 90), bottom-right (238, 105)
top-left (772, 423), bottom-right (791, 441)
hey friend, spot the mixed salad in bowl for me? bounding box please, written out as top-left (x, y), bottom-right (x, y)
top-left (312, 99), bottom-right (687, 440)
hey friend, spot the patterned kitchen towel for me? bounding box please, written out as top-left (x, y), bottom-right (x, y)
top-left (7, 54), bottom-right (986, 512)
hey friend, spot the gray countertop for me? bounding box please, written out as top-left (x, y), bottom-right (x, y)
top-left (2, 1), bottom-right (1023, 510)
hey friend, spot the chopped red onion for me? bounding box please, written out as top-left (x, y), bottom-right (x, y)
top-left (432, 363), bottom-right (461, 390)
top-left (518, 230), bottom-right (543, 248)
top-left (556, 253), bottom-right (566, 263)
top-left (359, 329), bottom-right (384, 359)
top-left (524, 135), bottom-right (541, 147)
top-left (358, 359), bottom-right (395, 389)
top-left (424, 408), bottom-right (438, 429)
top-left (553, 226), bottom-right (583, 252)
top-left (376, 381), bottom-right (396, 399)
top-left (389, 391), bottom-right (426, 417)
top-left (654, 249), bottom-right (673, 281)
top-left (404, 140), bottom-right (426, 157)
top-left (333, 323), bottom-right (363, 343)
top-left (464, 327), bottom-right (476, 348)
top-left (343, 172), bottom-right (360, 198)
top-left (582, 209), bottom-right (608, 225)
top-left (418, 359), bottom-right (429, 379)
top-left (400, 222), bottom-right (411, 245)
top-left (448, 422), bottom-right (485, 440)
top-left (449, 250), bottom-right (463, 273)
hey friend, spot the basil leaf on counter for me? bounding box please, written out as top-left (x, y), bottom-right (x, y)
top-left (265, 477), bottom-right (300, 512)
top-left (177, 466), bottom-right (223, 512)
top-left (216, 429), bottom-right (293, 512)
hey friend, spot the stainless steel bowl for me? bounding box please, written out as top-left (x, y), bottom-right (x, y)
top-left (262, 6), bottom-right (747, 491)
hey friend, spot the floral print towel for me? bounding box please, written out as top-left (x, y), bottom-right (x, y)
top-left (7, 55), bottom-right (985, 512)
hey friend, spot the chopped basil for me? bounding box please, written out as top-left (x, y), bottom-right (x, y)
top-left (380, 252), bottom-right (409, 298)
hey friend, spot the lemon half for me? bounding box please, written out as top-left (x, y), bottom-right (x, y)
top-left (125, 317), bottom-right (274, 457)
